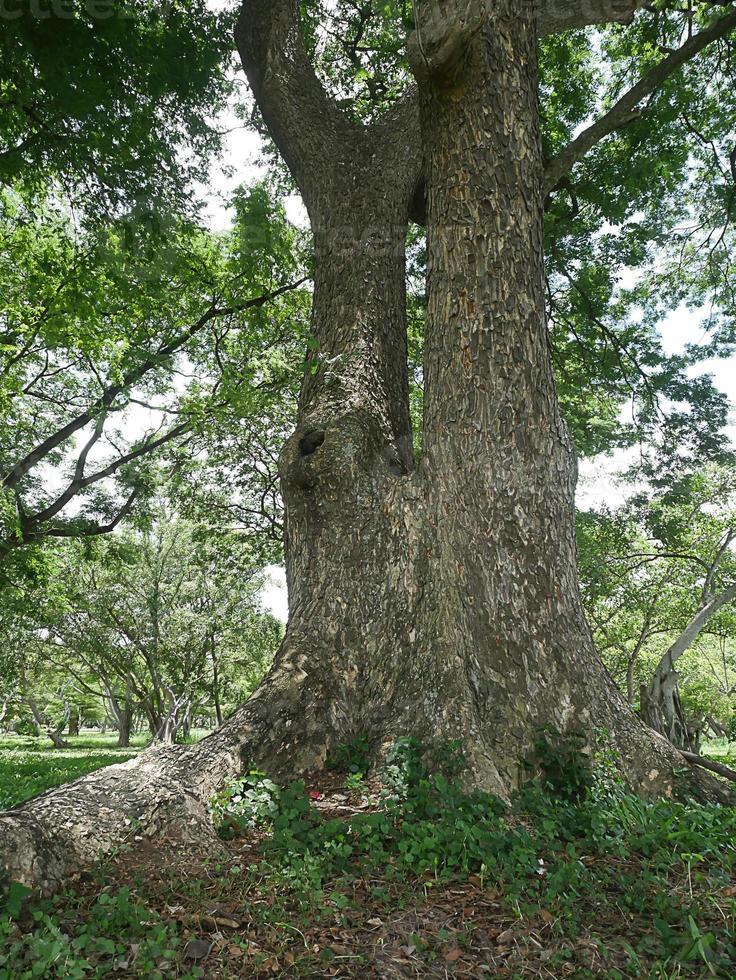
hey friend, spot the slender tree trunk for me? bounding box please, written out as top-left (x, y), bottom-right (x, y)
top-left (68, 705), bottom-right (80, 738)
top-left (626, 621), bottom-right (652, 704)
top-left (117, 706), bottom-right (133, 749)
top-left (107, 690), bottom-right (134, 749)
top-left (181, 707), bottom-right (192, 742)
top-left (211, 638), bottom-right (224, 728)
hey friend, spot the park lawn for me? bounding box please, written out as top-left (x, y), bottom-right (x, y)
top-left (1, 732), bottom-right (731, 813)
top-left (0, 730), bottom-right (209, 810)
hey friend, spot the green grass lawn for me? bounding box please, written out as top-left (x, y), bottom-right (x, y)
top-left (2, 731), bottom-right (731, 813)
top-left (0, 730), bottom-right (209, 810)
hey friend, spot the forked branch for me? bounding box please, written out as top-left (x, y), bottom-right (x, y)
top-left (235, 0), bottom-right (358, 208)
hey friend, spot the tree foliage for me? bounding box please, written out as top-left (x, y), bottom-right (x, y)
top-left (0, 184), bottom-right (309, 574)
top-left (0, 0), bottom-right (235, 216)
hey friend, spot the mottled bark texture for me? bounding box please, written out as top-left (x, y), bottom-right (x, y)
top-left (1, 0), bottom-right (731, 893)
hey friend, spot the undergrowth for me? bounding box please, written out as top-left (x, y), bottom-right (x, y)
top-left (1, 734), bottom-right (735, 978)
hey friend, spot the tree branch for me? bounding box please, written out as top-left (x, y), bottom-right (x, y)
top-left (536, 0), bottom-right (644, 35)
top-left (30, 423), bottom-right (190, 529)
top-left (701, 526), bottom-right (735, 600)
top-left (544, 5), bottom-right (736, 194)
top-left (681, 750), bottom-right (736, 783)
top-left (1, 278), bottom-right (306, 492)
top-left (235, 0), bottom-right (357, 209)
top-left (39, 488), bottom-right (141, 542)
top-left (650, 579), bottom-right (736, 684)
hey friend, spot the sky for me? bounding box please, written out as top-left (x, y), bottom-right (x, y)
top-left (193, 17), bottom-right (736, 623)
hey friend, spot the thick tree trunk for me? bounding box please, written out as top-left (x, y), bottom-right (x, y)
top-left (1, 0), bottom-right (732, 894)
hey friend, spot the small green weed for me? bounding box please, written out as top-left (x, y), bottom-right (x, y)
top-left (325, 735), bottom-right (372, 774)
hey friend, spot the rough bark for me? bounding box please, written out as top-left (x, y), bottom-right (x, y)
top-left (1, 0), bottom-right (733, 894)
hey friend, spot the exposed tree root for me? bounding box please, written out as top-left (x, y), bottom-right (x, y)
top-left (0, 652), bottom-right (329, 893)
top-left (681, 750), bottom-right (736, 784)
top-left (0, 741), bottom-right (236, 893)
top-left (2, 632), bottom-right (734, 894)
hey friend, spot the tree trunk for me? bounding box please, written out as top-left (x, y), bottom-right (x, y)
top-left (626, 658), bottom-right (636, 706)
top-left (1, 0), bottom-right (732, 893)
top-left (117, 711), bottom-right (132, 749)
top-left (181, 706), bottom-right (191, 742)
top-left (68, 705), bottom-right (80, 738)
top-left (24, 694), bottom-right (69, 750)
top-left (107, 690), bottom-right (134, 749)
top-left (211, 638), bottom-right (224, 728)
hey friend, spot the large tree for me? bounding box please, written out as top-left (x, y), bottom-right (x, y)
top-left (3, 0), bottom-right (736, 890)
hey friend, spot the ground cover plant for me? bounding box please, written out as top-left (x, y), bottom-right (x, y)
top-left (1, 737), bottom-right (734, 978)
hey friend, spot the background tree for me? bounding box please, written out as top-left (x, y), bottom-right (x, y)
top-left (0, 510), bottom-right (282, 746)
top-left (0, 185), bottom-right (309, 570)
top-left (580, 465), bottom-right (736, 748)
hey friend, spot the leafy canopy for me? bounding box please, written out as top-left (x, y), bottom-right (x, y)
top-left (0, 0), bottom-right (235, 216)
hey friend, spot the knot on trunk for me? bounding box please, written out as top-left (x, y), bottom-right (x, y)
top-left (298, 429), bottom-right (326, 457)
top-left (280, 414), bottom-right (405, 497)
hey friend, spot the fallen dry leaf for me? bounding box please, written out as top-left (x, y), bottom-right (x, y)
top-left (184, 938), bottom-right (212, 961)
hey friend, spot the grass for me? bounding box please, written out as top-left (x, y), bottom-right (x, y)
top-left (0, 730), bottom-right (209, 810)
top-left (1, 735), bottom-right (735, 978)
